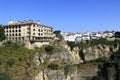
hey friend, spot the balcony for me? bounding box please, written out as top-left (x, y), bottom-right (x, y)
top-left (30, 37), bottom-right (52, 42)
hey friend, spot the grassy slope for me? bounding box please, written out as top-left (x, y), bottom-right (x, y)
top-left (0, 46), bottom-right (38, 80)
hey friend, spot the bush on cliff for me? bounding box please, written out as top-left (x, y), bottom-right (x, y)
top-left (67, 39), bottom-right (120, 50)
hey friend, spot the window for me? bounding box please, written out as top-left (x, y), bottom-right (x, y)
top-left (19, 33), bottom-right (21, 36)
top-left (27, 32), bottom-right (30, 35)
top-left (9, 26), bottom-right (11, 29)
top-left (15, 37), bottom-right (17, 40)
top-left (12, 30), bottom-right (14, 32)
top-left (33, 33), bottom-right (35, 35)
top-left (19, 25), bottom-right (21, 28)
top-left (38, 33), bottom-right (40, 36)
top-left (33, 24), bottom-right (35, 27)
top-left (33, 29), bottom-right (35, 31)
top-left (12, 26), bottom-right (14, 29)
top-left (38, 29), bottom-right (40, 32)
top-left (27, 28), bottom-right (30, 30)
top-left (19, 37), bottom-right (21, 40)
top-left (41, 33), bottom-right (43, 36)
top-left (22, 37), bottom-right (24, 40)
top-left (29, 24), bottom-right (31, 27)
top-left (19, 30), bottom-right (21, 32)
top-left (27, 37), bottom-right (30, 40)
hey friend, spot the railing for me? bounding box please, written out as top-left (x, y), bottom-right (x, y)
top-left (30, 39), bottom-right (52, 42)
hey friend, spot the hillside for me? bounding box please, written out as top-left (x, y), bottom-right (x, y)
top-left (0, 42), bottom-right (38, 80)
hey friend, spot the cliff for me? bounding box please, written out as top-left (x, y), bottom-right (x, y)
top-left (34, 42), bottom-right (119, 80)
top-left (0, 40), bottom-right (120, 80)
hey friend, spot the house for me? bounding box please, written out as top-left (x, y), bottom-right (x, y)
top-left (81, 32), bottom-right (90, 41)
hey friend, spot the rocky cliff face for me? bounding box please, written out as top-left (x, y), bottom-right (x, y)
top-left (34, 66), bottom-right (98, 80)
top-left (82, 44), bottom-right (119, 61)
top-left (34, 44), bottom-right (119, 80)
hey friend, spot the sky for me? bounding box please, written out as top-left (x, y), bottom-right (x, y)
top-left (0, 0), bottom-right (120, 32)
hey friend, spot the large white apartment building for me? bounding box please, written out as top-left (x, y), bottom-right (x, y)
top-left (3, 20), bottom-right (53, 49)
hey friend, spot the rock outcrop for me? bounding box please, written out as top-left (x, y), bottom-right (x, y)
top-left (34, 44), bottom-right (119, 80)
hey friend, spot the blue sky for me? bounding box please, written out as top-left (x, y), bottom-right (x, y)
top-left (0, 0), bottom-right (120, 32)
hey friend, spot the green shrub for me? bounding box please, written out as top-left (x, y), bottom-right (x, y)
top-left (48, 63), bottom-right (59, 70)
top-left (67, 41), bottom-right (75, 51)
top-left (53, 30), bottom-right (63, 40)
top-left (115, 31), bottom-right (120, 38)
top-left (6, 59), bottom-right (15, 67)
top-left (45, 45), bottom-right (54, 55)
top-left (0, 72), bottom-right (14, 80)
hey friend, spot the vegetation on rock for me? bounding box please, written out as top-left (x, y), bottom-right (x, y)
top-left (67, 39), bottom-right (120, 50)
top-left (48, 61), bottom-right (62, 70)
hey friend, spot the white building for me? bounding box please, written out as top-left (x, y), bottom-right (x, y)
top-left (61, 31), bottom-right (114, 42)
top-left (81, 32), bottom-right (90, 41)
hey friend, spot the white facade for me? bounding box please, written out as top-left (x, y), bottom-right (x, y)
top-left (62, 31), bottom-right (114, 42)
top-left (81, 32), bottom-right (90, 41)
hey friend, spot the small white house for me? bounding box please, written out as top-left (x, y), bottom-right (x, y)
top-left (81, 32), bottom-right (90, 40)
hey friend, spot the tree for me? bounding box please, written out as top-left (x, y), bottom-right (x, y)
top-left (0, 25), bottom-right (6, 41)
top-left (115, 31), bottom-right (120, 38)
top-left (53, 30), bottom-right (63, 40)
top-left (53, 30), bottom-right (61, 37)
